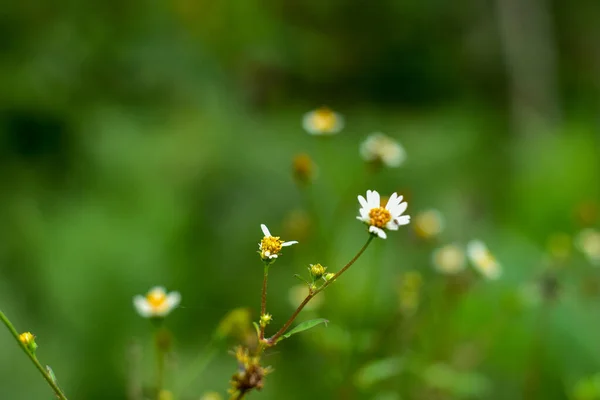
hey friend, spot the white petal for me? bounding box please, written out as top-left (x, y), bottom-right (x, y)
top-left (386, 192), bottom-right (399, 208)
top-left (270, 254), bottom-right (278, 259)
top-left (282, 240), bottom-right (298, 247)
top-left (467, 240), bottom-right (486, 261)
top-left (358, 195), bottom-right (369, 210)
top-left (389, 201), bottom-right (408, 217)
top-left (165, 292), bottom-right (181, 311)
top-left (133, 296), bottom-right (153, 318)
top-left (386, 220), bottom-right (399, 230)
top-left (369, 190), bottom-right (381, 208)
top-left (369, 225), bottom-right (387, 239)
top-left (396, 215), bottom-right (410, 225)
top-left (302, 111), bottom-right (319, 134)
top-left (261, 224), bottom-right (271, 237)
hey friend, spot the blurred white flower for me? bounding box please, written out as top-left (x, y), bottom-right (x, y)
top-left (302, 106), bottom-right (344, 135)
top-left (133, 286), bottom-right (181, 318)
top-left (467, 240), bottom-right (501, 280)
top-left (360, 132), bottom-right (406, 167)
top-left (432, 244), bottom-right (466, 275)
top-left (414, 209), bottom-right (445, 240)
top-left (259, 224), bottom-right (298, 261)
top-left (575, 228), bottom-right (600, 265)
top-left (357, 190), bottom-right (410, 239)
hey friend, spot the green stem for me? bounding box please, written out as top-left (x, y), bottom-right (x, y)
top-left (259, 264), bottom-right (269, 340)
top-left (0, 310), bottom-right (69, 400)
top-left (267, 235), bottom-right (375, 345)
top-left (154, 329), bottom-right (166, 399)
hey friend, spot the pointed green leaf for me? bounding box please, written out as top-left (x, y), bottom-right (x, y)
top-left (293, 274), bottom-right (309, 284)
top-left (252, 322), bottom-right (260, 337)
top-left (276, 318), bottom-right (329, 343)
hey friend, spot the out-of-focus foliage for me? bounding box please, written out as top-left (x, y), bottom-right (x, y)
top-left (1, 1), bottom-right (600, 400)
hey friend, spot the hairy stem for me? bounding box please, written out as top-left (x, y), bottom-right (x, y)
top-left (267, 235), bottom-right (374, 345)
top-left (0, 310), bottom-right (69, 400)
top-left (259, 264), bottom-right (269, 340)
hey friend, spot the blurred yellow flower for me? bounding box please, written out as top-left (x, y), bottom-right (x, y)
top-left (575, 228), bottom-right (600, 265)
top-left (467, 240), bottom-right (501, 280)
top-left (302, 106), bottom-right (344, 135)
top-left (359, 132), bottom-right (406, 167)
top-left (215, 308), bottom-right (253, 341)
top-left (133, 286), bottom-right (181, 318)
top-left (292, 153), bottom-right (317, 185)
top-left (259, 224), bottom-right (298, 261)
top-left (357, 190), bottom-right (410, 239)
top-left (414, 209), bottom-right (445, 240)
top-left (200, 392), bottom-right (223, 400)
top-left (432, 244), bottom-right (466, 275)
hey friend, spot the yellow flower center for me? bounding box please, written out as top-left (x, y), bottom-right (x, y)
top-left (261, 236), bottom-right (283, 257)
top-left (369, 207), bottom-right (392, 228)
top-left (147, 290), bottom-right (167, 311)
top-left (312, 107), bottom-right (337, 131)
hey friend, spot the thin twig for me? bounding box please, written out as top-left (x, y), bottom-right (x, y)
top-left (0, 310), bottom-right (69, 400)
top-left (267, 235), bottom-right (374, 345)
top-left (259, 264), bottom-right (269, 340)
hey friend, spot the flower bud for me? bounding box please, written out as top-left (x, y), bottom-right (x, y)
top-left (309, 263), bottom-right (326, 279)
top-left (259, 313), bottom-right (272, 328)
top-left (19, 332), bottom-right (37, 354)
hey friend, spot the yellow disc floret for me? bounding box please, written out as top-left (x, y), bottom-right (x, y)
top-left (369, 207), bottom-right (392, 228)
top-left (260, 236), bottom-right (284, 259)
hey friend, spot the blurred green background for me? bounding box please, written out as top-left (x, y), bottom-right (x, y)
top-left (1, 1), bottom-right (600, 399)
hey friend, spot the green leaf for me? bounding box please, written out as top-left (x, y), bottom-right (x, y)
top-left (252, 322), bottom-right (260, 337)
top-left (293, 274), bottom-right (309, 284)
top-left (276, 318), bottom-right (329, 343)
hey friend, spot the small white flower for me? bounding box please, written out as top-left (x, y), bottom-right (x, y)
top-left (575, 228), bottom-right (600, 265)
top-left (302, 106), bottom-right (344, 135)
top-left (258, 224), bottom-right (298, 261)
top-left (133, 286), bottom-right (181, 318)
top-left (414, 209), bottom-right (445, 239)
top-left (432, 244), bottom-right (466, 275)
top-left (360, 132), bottom-right (406, 167)
top-left (357, 190), bottom-right (410, 239)
top-left (467, 240), bottom-right (501, 280)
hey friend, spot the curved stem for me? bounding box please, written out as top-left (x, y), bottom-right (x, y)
top-left (0, 310), bottom-right (69, 400)
top-left (267, 235), bottom-right (375, 345)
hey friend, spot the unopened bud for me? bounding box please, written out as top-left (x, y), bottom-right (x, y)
top-left (309, 263), bottom-right (326, 279)
top-left (19, 332), bottom-right (37, 354)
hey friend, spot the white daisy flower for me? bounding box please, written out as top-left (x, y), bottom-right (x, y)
top-left (259, 224), bottom-right (298, 261)
top-left (133, 286), bottom-right (181, 318)
top-left (360, 132), bottom-right (406, 167)
top-left (575, 228), bottom-right (600, 265)
top-left (302, 106), bottom-right (344, 135)
top-left (432, 244), bottom-right (466, 275)
top-left (357, 190), bottom-right (410, 239)
top-left (414, 209), bottom-right (445, 240)
top-left (467, 240), bottom-right (501, 280)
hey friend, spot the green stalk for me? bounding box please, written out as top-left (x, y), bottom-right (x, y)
top-left (0, 310), bottom-right (69, 400)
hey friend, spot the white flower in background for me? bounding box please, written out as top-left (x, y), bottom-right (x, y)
top-left (259, 224), bottom-right (298, 261)
top-left (575, 228), bottom-right (600, 265)
top-left (302, 106), bottom-right (344, 135)
top-left (357, 190), bottom-right (410, 239)
top-left (414, 209), bottom-right (445, 240)
top-left (467, 240), bottom-right (501, 280)
top-left (133, 286), bottom-right (181, 318)
top-left (359, 132), bottom-right (406, 167)
top-left (432, 244), bottom-right (466, 275)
